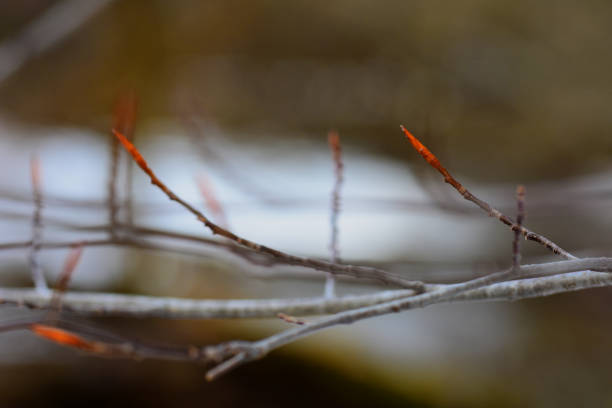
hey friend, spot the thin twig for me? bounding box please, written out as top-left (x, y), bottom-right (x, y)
top-left (108, 130), bottom-right (120, 236)
top-left (325, 130), bottom-right (343, 298)
top-left (181, 111), bottom-right (273, 202)
top-left (28, 155), bottom-right (48, 293)
top-left (48, 244), bottom-right (84, 315)
top-left (277, 313), bottom-right (307, 325)
top-left (400, 126), bottom-right (575, 260)
top-left (110, 92), bottom-right (138, 233)
top-left (112, 129), bottom-right (425, 291)
top-left (28, 323), bottom-right (208, 362)
top-left (512, 185), bottom-right (526, 270)
top-left (196, 173), bottom-right (229, 228)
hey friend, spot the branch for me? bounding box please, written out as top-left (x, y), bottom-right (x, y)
top-left (400, 126), bottom-right (575, 260)
top-left (2, 257), bottom-right (612, 319)
top-left (204, 257), bottom-right (612, 379)
top-left (112, 129), bottom-right (425, 291)
top-left (2, 259), bottom-right (610, 376)
top-left (325, 130), bottom-right (343, 298)
top-left (512, 185), bottom-right (526, 269)
top-left (108, 129), bottom-right (120, 235)
top-left (28, 155), bottom-right (48, 293)
top-left (0, 288), bottom-right (416, 319)
top-left (196, 173), bottom-right (229, 228)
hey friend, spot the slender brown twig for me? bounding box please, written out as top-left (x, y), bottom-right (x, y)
top-left (325, 130), bottom-right (343, 298)
top-left (109, 92), bottom-right (138, 233)
top-left (112, 129), bottom-right (425, 291)
top-left (512, 186), bottom-right (526, 270)
top-left (28, 323), bottom-right (208, 363)
top-left (277, 313), bottom-right (307, 325)
top-left (108, 130), bottom-right (120, 236)
top-left (48, 243), bottom-right (84, 315)
top-left (400, 126), bottom-right (576, 260)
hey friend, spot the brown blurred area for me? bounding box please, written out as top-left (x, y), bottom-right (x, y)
top-left (1, 1), bottom-right (612, 407)
top-left (1, 0), bottom-right (612, 180)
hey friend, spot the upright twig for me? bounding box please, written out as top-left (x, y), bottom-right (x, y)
top-left (48, 244), bottom-right (84, 319)
top-left (109, 92), bottom-right (138, 235)
top-left (181, 111), bottom-right (273, 202)
top-left (196, 173), bottom-right (229, 229)
top-left (400, 126), bottom-right (576, 260)
top-left (112, 129), bottom-right (425, 291)
top-left (325, 131), bottom-right (343, 298)
top-left (28, 155), bottom-right (48, 293)
top-left (108, 131), bottom-right (120, 236)
top-left (512, 186), bottom-right (526, 270)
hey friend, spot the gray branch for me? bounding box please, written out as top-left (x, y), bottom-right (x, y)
top-left (2, 258), bottom-right (611, 320)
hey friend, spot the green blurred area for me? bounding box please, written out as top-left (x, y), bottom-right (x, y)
top-left (1, 0), bottom-right (611, 180)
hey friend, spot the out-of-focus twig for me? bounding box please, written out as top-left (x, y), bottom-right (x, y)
top-left (196, 173), bottom-right (229, 229)
top-left (512, 185), bottom-right (526, 270)
top-left (109, 92), bottom-right (138, 234)
top-left (108, 130), bottom-right (120, 235)
top-left (325, 130), bottom-right (343, 298)
top-left (48, 243), bottom-right (84, 316)
top-left (181, 112), bottom-right (274, 202)
top-left (0, 0), bottom-right (115, 84)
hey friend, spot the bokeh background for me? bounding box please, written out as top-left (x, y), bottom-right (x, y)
top-left (1, 1), bottom-right (612, 406)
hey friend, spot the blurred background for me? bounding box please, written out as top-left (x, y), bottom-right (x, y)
top-left (1, 0), bottom-right (612, 406)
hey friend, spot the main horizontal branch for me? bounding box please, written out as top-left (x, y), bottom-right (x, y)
top-left (2, 257), bottom-right (611, 319)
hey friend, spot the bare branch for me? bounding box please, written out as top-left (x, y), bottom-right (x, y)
top-left (0, 288), bottom-right (416, 319)
top-left (400, 126), bottom-right (575, 260)
top-left (196, 173), bottom-right (229, 228)
top-left (2, 257), bottom-right (612, 320)
top-left (325, 130), bottom-right (343, 298)
top-left (512, 185), bottom-right (526, 270)
top-left (277, 313), bottom-right (307, 325)
top-left (112, 129), bottom-right (425, 291)
top-left (28, 155), bottom-right (48, 293)
top-left (49, 244), bottom-right (84, 314)
top-left (1, 258), bottom-right (610, 377)
top-left (204, 257), bottom-right (612, 379)
top-left (181, 111), bottom-right (273, 202)
top-left (108, 131), bottom-right (120, 235)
